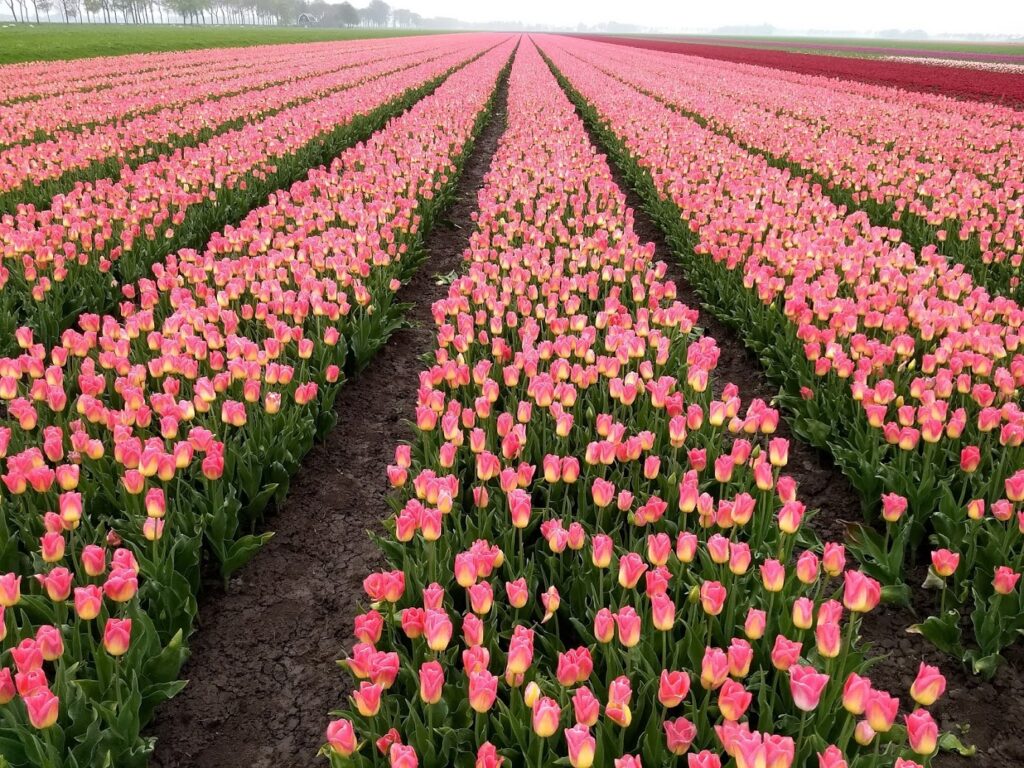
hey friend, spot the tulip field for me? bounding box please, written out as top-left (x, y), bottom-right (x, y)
top-left (0, 28), bottom-right (1022, 768)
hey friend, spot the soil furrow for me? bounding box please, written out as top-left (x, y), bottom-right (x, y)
top-left (147, 65), bottom-right (510, 768)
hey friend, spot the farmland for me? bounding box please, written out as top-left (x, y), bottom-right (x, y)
top-left (0, 25), bottom-right (1022, 768)
top-left (0, 24), bottom-right (436, 65)
top-left (580, 35), bottom-right (1024, 105)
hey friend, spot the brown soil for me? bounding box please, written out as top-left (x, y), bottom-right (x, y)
top-left (583, 107), bottom-right (1024, 766)
top-left (146, 72), bottom-right (509, 768)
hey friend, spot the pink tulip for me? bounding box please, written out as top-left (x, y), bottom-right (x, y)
top-left (103, 618), bottom-right (132, 657)
top-left (81, 545), bottom-right (106, 577)
top-left (864, 689), bottom-right (899, 733)
top-left (700, 647), bottom-right (729, 690)
top-left (475, 742), bottom-right (504, 768)
top-left (699, 580), bottom-right (727, 616)
top-left (617, 552), bottom-right (648, 589)
top-left (817, 745), bottom-right (847, 768)
top-left (993, 566), bottom-right (1021, 595)
top-left (880, 493), bottom-right (908, 523)
top-left (531, 696), bottom-right (561, 737)
top-left (389, 744), bottom-right (418, 768)
top-left (789, 665), bottom-right (830, 711)
top-left (325, 718), bottom-right (357, 756)
top-left (565, 724), bottom-right (596, 768)
top-left (688, 752), bottom-right (722, 768)
top-left (35, 626), bottom-right (63, 662)
top-left (930, 549), bottom-right (960, 577)
top-left (664, 716), bottom-right (697, 755)
top-left (910, 662), bottom-right (947, 706)
top-left (744, 608), bottom-right (767, 640)
top-left (23, 688), bottom-right (59, 729)
top-left (770, 635), bottom-right (803, 672)
top-left (718, 679), bottom-right (752, 721)
top-left (614, 606), bottom-right (642, 647)
top-left (842, 673), bottom-right (872, 715)
top-left (0, 668), bottom-right (14, 705)
top-left (352, 681), bottom-right (382, 717)
top-left (418, 661), bottom-right (444, 704)
top-left (842, 571), bottom-right (881, 613)
top-left (572, 686), bottom-right (600, 727)
top-left (905, 709), bottom-right (938, 755)
top-left (659, 670), bottom-right (691, 708)
top-left (468, 670), bottom-right (498, 713)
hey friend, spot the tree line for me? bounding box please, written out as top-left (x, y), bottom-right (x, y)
top-left (2, 0), bottom-right (423, 28)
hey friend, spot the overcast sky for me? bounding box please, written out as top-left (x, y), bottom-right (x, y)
top-left (407, 0), bottom-right (1024, 36)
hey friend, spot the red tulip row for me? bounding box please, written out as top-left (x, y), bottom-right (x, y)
top-left (537, 36), bottom-right (1024, 672)
top-left (0, 39), bottom-right (515, 768)
top-left (0, 36), bottom-right (498, 357)
top-left (322, 40), bottom-right (945, 768)
top-left (0, 36), bottom-right (462, 210)
top-left (554, 38), bottom-right (1024, 302)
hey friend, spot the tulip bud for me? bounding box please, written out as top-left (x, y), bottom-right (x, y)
top-left (905, 709), bottom-right (938, 755)
top-left (469, 671), bottom-right (498, 713)
top-left (475, 742), bottom-right (504, 768)
top-left (103, 618), bottom-right (132, 656)
top-left (565, 724), bottom-right (596, 768)
top-left (930, 548), bottom-right (959, 578)
top-left (325, 718), bottom-right (357, 756)
top-left (744, 608), bottom-right (766, 640)
top-left (23, 688), bottom-right (59, 729)
top-left (910, 663), bottom-right (946, 706)
top-left (842, 673), bottom-right (872, 715)
top-left (419, 661), bottom-right (444, 705)
top-left (864, 690), bottom-right (899, 733)
top-left (532, 696), bottom-right (561, 738)
top-left (572, 686), bottom-right (600, 727)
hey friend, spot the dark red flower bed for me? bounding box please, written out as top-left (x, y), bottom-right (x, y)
top-left (577, 35), bottom-right (1024, 107)
top-left (666, 37), bottom-right (1024, 64)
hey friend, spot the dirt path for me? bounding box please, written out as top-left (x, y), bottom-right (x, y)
top-left (565, 83), bottom-right (1024, 767)
top-left (147, 70), bottom-right (510, 768)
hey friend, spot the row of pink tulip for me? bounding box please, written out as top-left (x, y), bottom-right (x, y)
top-left (0, 37), bottom-right (456, 203)
top-left (538, 36), bottom-right (1024, 671)
top-left (0, 39), bottom-right (385, 148)
top-left (0, 37), bottom-right (494, 356)
top-left (0, 39), bottom-right (381, 104)
top-left (0, 39), bottom-right (515, 768)
top-left (322, 40), bottom-right (945, 768)
top-left (554, 39), bottom-right (1024, 300)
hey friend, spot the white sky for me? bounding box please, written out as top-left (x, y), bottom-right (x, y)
top-left (405, 0), bottom-right (1024, 37)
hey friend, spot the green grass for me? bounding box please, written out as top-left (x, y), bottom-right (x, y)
top-left (0, 23), bottom-right (445, 65)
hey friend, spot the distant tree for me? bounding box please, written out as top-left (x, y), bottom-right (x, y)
top-left (81, 0), bottom-right (108, 21)
top-left (363, 0), bottom-right (388, 27)
top-left (33, 0), bottom-right (54, 20)
top-left (337, 0), bottom-right (358, 25)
